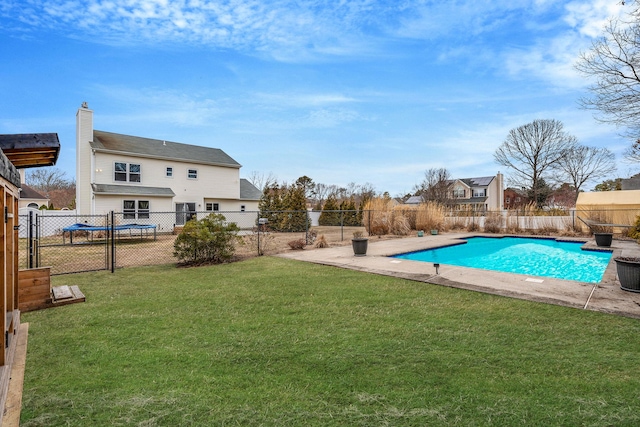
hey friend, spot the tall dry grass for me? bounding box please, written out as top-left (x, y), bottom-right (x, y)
top-left (363, 198), bottom-right (411, 236)
top-left (483, 211), bottom-right (504, 233)
top-left (415, 201), bottom-right (447, 232)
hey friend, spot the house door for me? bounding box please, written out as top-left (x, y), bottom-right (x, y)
top-left (176, 202), bottom-right (196, 225)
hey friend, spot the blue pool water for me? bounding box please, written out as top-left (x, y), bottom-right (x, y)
top-left (392, 236), bottom-right (612, 283)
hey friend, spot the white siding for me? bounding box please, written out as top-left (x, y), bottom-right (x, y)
top-left (93, 152), bottom-right (241, 211)
top-left (76, 107), bottom-right (94, 215)
top-left (203, 199), bottom-right (258, 212)
top-left (93, 194), bottom-right (174, 215)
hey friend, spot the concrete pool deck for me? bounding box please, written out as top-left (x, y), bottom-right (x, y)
top-left (277, 233), bottom-right (640, 319)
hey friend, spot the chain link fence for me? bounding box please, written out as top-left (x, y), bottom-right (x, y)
top-left (19, 207), bottom-right (640, 275)
top-left (19, 210), bottom-right (367, 275)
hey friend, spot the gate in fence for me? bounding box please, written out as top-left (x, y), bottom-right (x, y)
top-left (22, 211), bottom-right (114, 275)
top-left (19, 208), bottom-right (362, 275)
top-left (19, 209), bottom-right (274, 275)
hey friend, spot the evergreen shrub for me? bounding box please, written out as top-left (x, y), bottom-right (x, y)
top-left (173, 214), bottom-right (239, 265)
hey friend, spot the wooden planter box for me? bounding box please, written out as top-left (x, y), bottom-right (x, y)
top-left (18, 268), bottom-right (85, 311)
top-left (18, 268), bottom-right (52, 312)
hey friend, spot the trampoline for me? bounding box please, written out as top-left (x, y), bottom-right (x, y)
top-left (63, 223), bottom-right (157, 244)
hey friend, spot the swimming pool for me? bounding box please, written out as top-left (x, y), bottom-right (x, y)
top-left (392, 236), bottom-right (612, 283)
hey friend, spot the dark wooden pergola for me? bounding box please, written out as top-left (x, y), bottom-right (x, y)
top-left (0, 133), bottom-right (60, 169)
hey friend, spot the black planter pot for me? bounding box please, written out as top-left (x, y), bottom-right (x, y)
top-left (352, 238), bottom-right (368, 256)
top-left (615, 257), bottom-right (640, 292)
top-left (594, 233), bottom-right (613, 247)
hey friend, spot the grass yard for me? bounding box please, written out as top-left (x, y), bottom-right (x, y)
top-left (20, 257), bottom-right (640, 426)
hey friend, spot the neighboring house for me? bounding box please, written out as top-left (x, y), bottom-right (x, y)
top-left (19, 183), bottom-right (49, 209)
top-left (504, 187), bottom-right (528, 210)
top-left (0, 132), bottom-right (59, 423)
top-left (75, 103), bottom-right (261, 223)
top-left (447, 174), bottom-right (504, 212)
top-left (17, 170), bottom-right (49, 209)
top-left (403, 173), bottom-right (504, 211)
top-left (404, 195), bottom-right (424, 205)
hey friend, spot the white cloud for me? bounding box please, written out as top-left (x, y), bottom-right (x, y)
top-left (564, 0), bottom-right (625, 37)
top-left (1, 0), bottom-right (382, 60)
top-left (0, 0), bottom-right (585, 64)
top-left (502, 34), bottom-right (588, 89)
top-left (499, 0), bottom-right (628, 89)
top-left (253, 92), bottom-right (359, 108)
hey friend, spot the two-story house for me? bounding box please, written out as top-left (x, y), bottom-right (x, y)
top-left (76, 103), bottom-right (261, 224)
top-left (403, 173), bottom-right (504, 211)
top-left (447, 174), bottom-right (504, 212)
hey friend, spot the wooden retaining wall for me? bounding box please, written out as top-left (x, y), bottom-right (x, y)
top-left (18, 268), bottom-right (51, 312)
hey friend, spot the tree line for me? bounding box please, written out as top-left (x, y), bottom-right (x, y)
top-left (252, 175), bottom-right (378, 231)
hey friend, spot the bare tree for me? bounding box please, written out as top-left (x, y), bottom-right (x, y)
top-left (26, 167), bottom-right (70, 190)
top-left (356, 182), bottom-right (377, 206)
top-left (494, 119), bottom-right (577, 208)
top-left (414, 167), bottom-right (452, 204)
top-left (625, 139), bottom-right (640, 162)
top-left (247, 171), bottom-right (277, 192)
top-left (575, 2), bottom-right (640, 159)
top-left (557, 145), bottom-right (617, 202)
top-left (25, 167), bottom-right (75, 209)
top-left (312, 183), bottom-right (331, 208)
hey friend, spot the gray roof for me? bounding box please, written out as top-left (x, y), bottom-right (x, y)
top-left (92, 183), bottom-right (175, 197)
top-left (460, 176), bottom-right (494, 187)
top-left (452, 196), bottom-right (488, 205)
top-left (91, 130), bottom-right (241, 168)
top-left (20, 184), bottom-right (47, 200)
top-left (239, 179), bottom-right (261, 200)
top-left (404, 195), bottom-right (424, 204)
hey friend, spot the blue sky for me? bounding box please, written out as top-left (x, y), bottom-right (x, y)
top-left (0, 0), bottom-right (636, 196)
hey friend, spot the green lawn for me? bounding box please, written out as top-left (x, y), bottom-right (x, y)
top-left (20, 257), bottom-right (640, 426)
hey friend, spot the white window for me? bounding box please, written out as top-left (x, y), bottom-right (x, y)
top-left (166, 167), bottom-right (173, 178)
top-left (123, 200), bottom-right (150, 219)
top-left (123, 200), bottom-right (135, 219)
top-left (241, 205), bottom-right (246, 212)
top-left (473, 189), bottom-right (486, 197)
top-left (115, 162), bottom-right (141, 183)
top-left (188, 169), bottom-right (198, 179)
top-left (205, 203), bottom-right (219, 211)
top-left (115, 162), bottom-right (127, 182)
top-left (129, 164), bottom-right (141, 182)
top-left (452, 187), bottom-right (465, 198)
top-left (138, 200), bottom-right (150, 219)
